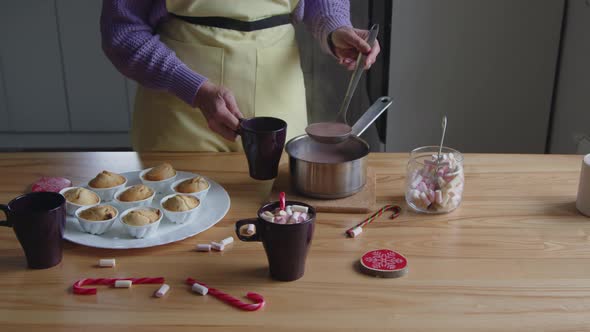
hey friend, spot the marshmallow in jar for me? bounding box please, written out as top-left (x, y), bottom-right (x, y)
top-left (405, 146), bottom-right (464, 214)
top-left (576, 154), bottom-right (590, 217)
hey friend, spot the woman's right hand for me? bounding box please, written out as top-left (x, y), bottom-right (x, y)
top-left (194, 82), bottom-right (244, 141)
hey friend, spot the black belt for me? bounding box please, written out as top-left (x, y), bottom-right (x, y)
top-left (170, 13), bottom-right (291, 32)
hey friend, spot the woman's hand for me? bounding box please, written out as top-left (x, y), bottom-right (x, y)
top-left (330, 27), bottom-right (381, 70)
top-left (194, 82), bottom-right (244, 141)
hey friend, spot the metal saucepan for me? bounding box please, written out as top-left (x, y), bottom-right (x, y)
top-left (286, 97), bottom-right (393, 199)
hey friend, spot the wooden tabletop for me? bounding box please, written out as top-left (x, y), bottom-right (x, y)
top-left (0, 152), bottom-right (588, 331)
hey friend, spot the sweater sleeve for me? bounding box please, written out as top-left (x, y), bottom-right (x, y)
top-left (299, 0), bottom-right (353, 54)
top-left (100, 0), bottom-right (206, 106)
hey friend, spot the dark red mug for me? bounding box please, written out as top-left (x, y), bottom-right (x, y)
top-left (235, 201), bottom-right (315, 281)
top-left (0, 192), bottom-right (66, 269)
top-left (238, 117), bottom-right (287, 180)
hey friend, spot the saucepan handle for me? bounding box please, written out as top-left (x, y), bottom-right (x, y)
top-left (235, 218), bottom-right (261, 242)
top-left (0, 204), bottom-right (11, 228)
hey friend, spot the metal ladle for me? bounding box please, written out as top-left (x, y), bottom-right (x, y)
top-left (306, 24), bottom-right (380, 144)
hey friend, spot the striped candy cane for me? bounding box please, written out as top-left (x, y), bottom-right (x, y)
top-left (346, 205), bottom-right (401, 237)
top-left (186, 278), bottom-right (265, 311)
top-left (279, 191), bottom-right (286, 211)
top-left (73, 277), bottom-right (165, 295)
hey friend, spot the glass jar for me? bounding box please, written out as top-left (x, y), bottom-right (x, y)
top-left (405, 146), bottom-right (464, 214)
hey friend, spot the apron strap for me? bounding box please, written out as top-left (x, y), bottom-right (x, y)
top-left (170, 13), bottom-right (291, 32)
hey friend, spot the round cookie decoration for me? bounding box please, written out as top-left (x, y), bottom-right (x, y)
top-left (359, 249), bottom-right (408, 278)
top-left (31, 177), bottom-right (72, 193)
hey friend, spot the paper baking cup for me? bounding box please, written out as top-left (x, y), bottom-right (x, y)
top-left (120, 207), bottom-right (162, 239)
top-left (59, 187), bottom-right (100, 216)
top-left (160, 194), bottom-right (202, 224)
top-left (114, 186), bottom-right (156, 210)
top-left (87, 177), bottom-right (127, 202)
top-left (170, 177), bottom-right (210, 201)
top-left (139, 168), bottom-right (177, 193)
top-left (75, 205), bottom-right (118, 235)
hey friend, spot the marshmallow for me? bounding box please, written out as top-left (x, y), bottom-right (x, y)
top-left (246, 224), bottom-right (256, 235)
top-left (435, 190), bottom-right (443, 204)
top-left (220, 236), bottom-right (234, 246)
top-left (99, 258), bottom-right (116, 268)
top-left (196, 244), bottom-right (211, 252)
top-left (285, 206), bottom-right (293, 215)
top-left (114, 280), bottom-right (132, 288)
top-left (211, 242), bottom-right (225, 251)
top-left (291, 205), bottom-right (309, 213)
top-left (410, 175), bottom-right (423, 188)
top-left (191, 283), bottom-right (208, 295)
top-left (278, 210), bottom-right (287, 216)
top-left (155, 284), bottom-right (170, 298)
top-left (348, 226), bottom-right (363, 238)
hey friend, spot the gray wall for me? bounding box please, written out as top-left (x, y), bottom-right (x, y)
top-left (549, 0), bottom-right (590, 154)
top-left (385, 0), bottom-right (564, 153)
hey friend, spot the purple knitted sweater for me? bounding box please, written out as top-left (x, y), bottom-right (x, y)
top-left (100, 0), bottom-right (352, 106)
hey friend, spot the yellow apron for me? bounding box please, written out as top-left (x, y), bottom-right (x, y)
top-left (132, 0), bottom-right (307, 152)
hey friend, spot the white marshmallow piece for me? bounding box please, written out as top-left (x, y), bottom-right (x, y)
top-left (299, 212), bottom-right (308, 222)
top-left (435, 190), bottom-right (443, 204)
top-left (211, 242), bottom-right (225, 251)
top-left (155, 284), bottom-right (170, 298)
top-left (260, 213), bottom-right (274, 223)
top-left (419, 192), bottom-right (431, 207)
top-left (196, 244), bottom-right (211, 252)
top-left (285, 206), bottom-right (293, 215)
top-left (410, 175), bottom-right (423, 188)
top-left (114, 280), bottom-right (132, 288)
top-left (291, 205), bottom-right (309, 213)
top-left (278, 210), bottom-right (287, 216)
top-left (246, 224), bottom-right (256, 235)
top-left (99, 258), bottom-right (116, 268)
top-left (348, 226), bottom-right (363, 238)
top-left (220, 236), bottom-right (234, 246)
top-left (191, 283), bottom-right (208, 296)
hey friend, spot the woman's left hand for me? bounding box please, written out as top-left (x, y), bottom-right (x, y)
top-left (330, 27), bottom-right (381, 70)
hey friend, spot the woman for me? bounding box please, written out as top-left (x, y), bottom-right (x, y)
top-left (101, 0), bottom-right (380, 152)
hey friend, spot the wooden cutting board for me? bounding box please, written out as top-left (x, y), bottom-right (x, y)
top-left (268, 165), bottom-right (376, 213)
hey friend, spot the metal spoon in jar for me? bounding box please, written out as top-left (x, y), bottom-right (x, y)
top-left (305, 24), bottom-right (380, 144)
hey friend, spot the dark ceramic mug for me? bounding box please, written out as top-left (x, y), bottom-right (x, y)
top-left (235, 201), bottom-right (315, 281)
top-left (0, 192), bottom-right (66, 269)
top-left (238, 117), bottom-right (287, 180)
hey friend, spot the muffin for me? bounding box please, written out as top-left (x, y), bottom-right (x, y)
top-left (75, 204), bottom-right (118, 235)
top-left (175, 176), bottom-right (209, 194)
top-left (122, 208), bottom-right (161, 226)
top-left (78, 205), bottom-right (117, 221)
top-left (63, 187), bottom-right (99, 205)
top-left (118, 185), bottom-right (154, 202)
top-left (144, 163), bottom-right (176, 181)
top-left (89, 171), bottom-right (126, 189)
top-left (162, 195), bottom-right (200, 212)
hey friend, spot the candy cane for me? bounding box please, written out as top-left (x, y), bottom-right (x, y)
top-left (279, 192), bottom-right (286, 211)
top-left (346, 205), bottom-right (401, 237)
top-left (186, 278), bottom-right (265, 311)
top-left (73, 277), bottom-right (165, 295)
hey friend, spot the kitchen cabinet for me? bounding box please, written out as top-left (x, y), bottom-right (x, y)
top-left (0, 0), bottom-right (69, 132)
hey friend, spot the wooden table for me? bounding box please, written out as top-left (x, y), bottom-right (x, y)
top-left (1, 152), bottom-right (588, 331)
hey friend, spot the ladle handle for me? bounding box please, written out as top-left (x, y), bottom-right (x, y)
top-left (351, 96), bottom-right (393, 137)
top-left (336, 24), bottom-right (380, 125)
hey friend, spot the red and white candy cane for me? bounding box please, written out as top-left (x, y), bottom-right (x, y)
top-left (73, 277), bottom-right (165, 295)
top-left (186, 278), bottom-right (265, 312)
top-left (279, 191), bottom-right (286, 211)
top-left (346, 205), bottom-right (401, 237)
